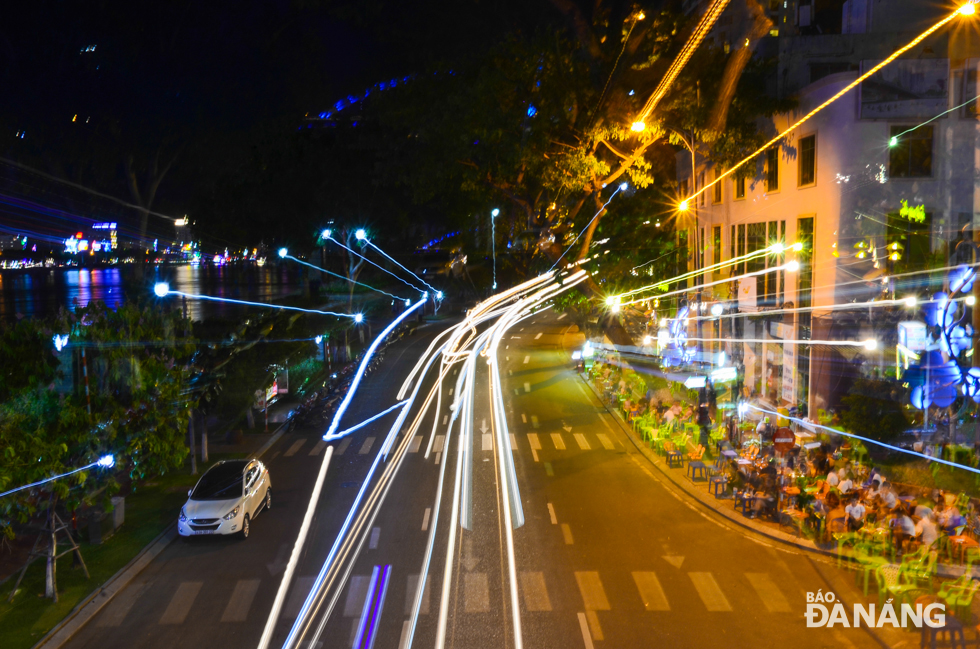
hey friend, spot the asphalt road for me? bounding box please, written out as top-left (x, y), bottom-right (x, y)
top-left (62, 311), bottom-right (882, 649)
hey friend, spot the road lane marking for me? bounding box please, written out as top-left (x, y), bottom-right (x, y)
top-left (521, 414), bottom-right (527, 423)
top-left (369, 527), bottom-right (381, 549)
top-left (550, 433), bottom-right (566, 450)
top-left (422, 508), bottom-right (431, 531)
top-left (574, 433), bottom-right (590, 450)
top-left (577, 612), bottom-right (595, 649)
top-left (511, 336), bottom-right (521, 339)
top-left (359, 437), bottom-right (375, 454)
top-left (520, 572), bottom-right (552, 611)
top-left (97, 582), bottom-right (148, 626)
top-left (527, 433), bottom-right (542, 450)
top-left (632, 572), bottom-right (670, 611)
top-left (221, 579), bottom-right (261, 622)
top-left (284, 440), bottom-right (305, 457)
top-left (586, 610), bottom-right (604, 640)
top-left (269, 451), bottom-right (280, 462)
top-left (435, 452), bottom-right (441, 465)
top-left (557, 312), bottom-right (567, 320)
top-left (283, 576), bottom-right (315, 618)
top-left (574, 572), bottom-right (611, 610)
top-left (405, 575), bottom-right (431, 615)
top-left (336, 438), bottom-right (351, 455)
top-left (464, 573), bottom-right (490, 612)
top-left (308, 440), bottom-right (326, 456)
top-left (159, 582), bottom-right (203, 624)
top-left (689, 572), bottom-right (732, 611)
top-left (561, 523), bottom-right (574, 545)
top-left (442, 415), bottom-right (448, 425)
top-left (449, 388), bottom-right (453, 396)
top-left (523, 355), bottom-right (530, 364)
top-left (596, 434), bottom-right (615, 450)
top-left (432, 435), bottom-right (445, 453)
top-left (547, 503), bottom-right (557, 524)
top-left (531, 449), bottom-right (539, 462)
top-left (482, 433), bottom-right (493, 451)
top-left (745, 573), bottom-right (791, 612)
top-left (534, 333), bottom-right (542, 340)
top-left (399, 620), bottom-right (411, 649)
top-left (544, 462), bottom-right (554, 476)
top-left (409, 436), bottom-right (422, 453)
top-left (531, 415), bottom-right (539, 428)
top-left (523, 382), bottom-right (531, 393)
top-left (343, 575), bottom-right (370, 616)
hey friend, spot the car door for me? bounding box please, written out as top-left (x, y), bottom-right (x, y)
top-left (243, 463), bottom-right (259, 516)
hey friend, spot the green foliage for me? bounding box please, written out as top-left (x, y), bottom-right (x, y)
top-left (839, 378), bottom-right (909, 443)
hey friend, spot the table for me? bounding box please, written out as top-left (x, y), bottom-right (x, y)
top-left (948, 535), bottom-right (979, 563)
top-left (722, 450), bottom-right (737, 458)
top-left (736, 459), bottom-right (752, 465)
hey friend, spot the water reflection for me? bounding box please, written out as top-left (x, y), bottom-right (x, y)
top-left (0, 264), bottom-right (305, 321)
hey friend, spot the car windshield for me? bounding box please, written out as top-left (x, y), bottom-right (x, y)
top-left (191, 462), bottom-right (246, 500)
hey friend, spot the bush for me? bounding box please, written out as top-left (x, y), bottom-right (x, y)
top-left (839, 378), bottom-right (909, 442)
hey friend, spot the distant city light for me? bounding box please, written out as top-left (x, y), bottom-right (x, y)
top-left (154, 282), bottom-right (169, 297)
top-left (491, 208), bottom-right (500, 217)
top-left (711, 304), bottom-right (724, 316)
top-left (905, 296), bottom-right (918, 307)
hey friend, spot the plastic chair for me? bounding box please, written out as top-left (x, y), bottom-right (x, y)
top-left (941, 577), bottom-right (980, 622)
top-left (665, 442), bottom-right (684, 469)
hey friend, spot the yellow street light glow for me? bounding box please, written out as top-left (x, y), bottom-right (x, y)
top-left (961, 2), bottom-right (976, 16)
top-left (637, 11), bottom-right (646, 20)
top-left (678, 200), bottom-right (689, 212)
top-left (631, 121), bottom-right (647, 132)
top-left (785, 260), bottom-right (800, 272)
top-left (660, 318), bottom-right (668, 327)
top-left (770, 242), bottom-right (785, 254)
top-left (643, 335), bottom-right (653, 344)
top-left (791, 242), bottom-right (804, 251)
top-left (863, 339), bottom-right (878, 351)
top-left (680, 8), bottom-right (968, 206)
top-left (904, 296), bottom-right (917, 307)
top-left (606, 296), bottom-right (615, 305)
top-left (611, 302), bottom-right (620, 313)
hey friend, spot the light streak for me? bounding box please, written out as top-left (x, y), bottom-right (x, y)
top-left (328, 401), bottom-right (409, 439)
top-left (256, 447), bottom-right (334, 649)
top-left (324, 300), bottom-right (425, 439)
top-left (619, 261), bottom-right (797, 307)
top-left (325, 234), bottom-right (427, 293)
top-left (362, 238), bottom-right (438, 294)
top-left (283, 254), bottom-right (409, 301)
top-left (157, 287), bottom-right (360, 320)
top-left (492, 208), bottom-right (499, 289)
top-left (746, 404), bottom-right (980, 476)
top-left (549, 183), bottom-right (626, 272)
top-left (685, 6), bottom-right (970, 204)
top-left (636, 0), bottom-right (731, 121)
top-left (891, 92), bottom-right (980, 143)
top-left (0, 455), bottom-right (114, 499)
top-left (676, 336), bottom-right (876, 348)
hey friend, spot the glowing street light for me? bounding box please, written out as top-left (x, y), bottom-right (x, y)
top-left (278, 247), bottom-right (287, 258)
top-left (354, 314), bottom-right (364, 323)
top-left (967, 295), bottom-right (977, 306)
top-left (711, 303), bottom-right (724, 316)
top-left (315, 335), bottom-right (323, 344)
top-left (97, 454), bottom-right (115, 469)
top-left (863, 339), bottom-right (878, 351)
top-left (960, 2), bottom-right (976, 16)
top-left (905, 296), bottom-right (918, 307)
top-left (491, 208), bottom-right (499, 290)
top-left (785, 260), bottom-right (800, 272)
top-left (889, 136), bottom-right (899, 147)
top-left (643, 335), bottom-right (653, 345)
top-left (355, 229), bottom-right (366, 240)
top-left (154, 282), bottom-right (170, 297)
top-left (678, 200), bottom-right (689, 212)
top-left (791, 242), bottom-right (804, 251)
top-left (321, 229), bottom-right (332, 239)
top-left (631, 121), bottom-right (646, 132)
top-left (436, 291), bottom-right (443, 299)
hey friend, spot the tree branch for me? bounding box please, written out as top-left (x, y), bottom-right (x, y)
top-left (547, 0), bottom-right (603, 60)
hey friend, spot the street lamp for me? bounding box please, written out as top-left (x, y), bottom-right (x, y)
top-left (321, 229), bottom-right (331, 239)
top-left (278, 247), bottom-right (287, 258)
top-left (354, 313), bottom-right (363, 323)
top-left (355, 229), bottom-right (366, 240)
top-left (490, 208), bottom-right (499, 290)
top-left (154, 282), bottom-right (169, 297)
top-left (631, 121), bottom-right (646, 132)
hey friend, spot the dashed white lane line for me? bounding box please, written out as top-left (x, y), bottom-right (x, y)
top-left (442, 415), bottom-right (448, 425)
top-left (689, 572), bottom-right (732, 612)
top-left (359, 437), bottom-right (375, 454)
top-left (409, 436), bottom-right (423, 453)
top-left (596, 434), bottom-right (615, 450)
top-left (574, 433), bottom-right (590, 450)
top-left (524, 382), bottom-right (531, 393)
top-left (527, 433), bottom-right (542, 450)
top-left (574, 572), bottom-right (611, 610)
top-left (561, 523), bottom-right (574, 545)
top-left (369, 527), bottom-right (381, 549)
top-left (521, 413), bottom-right (527, 423)
top-left (632, 572), bottom-right (670, 611)
top-left (422, 508), bottom-right (431, 531)
top-left (745, 573), bottom-right (791, 612)
top-left (511, 336), bottom-right (521, 339)
top-left (482, 433), bottom-right (493, 451)
top-left (432, 435), bottom-right (445, 453)
top-left (336, 438), bottom-right (352, 456)
top-left (221, 579), bottom-right (261, 622)
top-left (534, 332), bottom-right (543, 340)
top-left (405, 574), bottom-right (431, 615)
top-left (284, 440), bottom-right (305, 457)
top-left (509, 433), bottom-right (517, 450)
top-left (550, 433), bottom-right (566, 450)
top-left (520, 572), bottom-right (552, 611)
top-left (531, 449), bottom-right (539, 462)
top-left (159, 582), bottom-right (203, 624)
top-left (547, 503), bottom-right (557, 524)
top-left (464, 573), bottom-right (490, 612)
top-left (523, 355), bottom-right (530, 364)
top-left (577, 612), bottom-right (595, 649)
top-left (309, 440), bottom-right (327, 456)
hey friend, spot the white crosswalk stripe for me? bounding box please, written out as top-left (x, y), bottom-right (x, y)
top-left (308, 440), bottom-right (326, 456)
top-left (284, 577), bottom-right (315, 618)
top-left (432, 435), bottom-right (445, 453)
top-left (284, 440), bottom-right (305, 457)
top-left (550, 433), bottom-right (566, 450)
top-left (159, 582), bottom-right (202, 624)
top-left (520, 572), bottom-right (552, 611)
top-left (632, 572), bottom-right (670, 611)
top-left (482, 433), bottom-right (493, 451)
top-left (335, 438), bottom-right (351, 455)
top-left (574, 433), bottom-right (590, 450)
top-left (689, 572), bottom-right (732, 611)
top-left (405, 574), bottom-right (431, 615)
top-left (221, 579), bottom-right (261, 622)
top-left (464, 573), bottom-right (490, 612)
top-left (409, 435), bottom-right (422, 452)
top-left (596, 434), bottom-right (615, 450)
top-left (745, 573), bottom-right (791, 612)
top-left (343, 575), bottom-right (370, 616)
top-left (359, 437), bottom-right (375, 454)
top-left (574, 571), bottom-right (611, 610)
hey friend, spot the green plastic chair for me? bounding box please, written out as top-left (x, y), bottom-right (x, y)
top-left (939, 575), bottom-right (980, 622)
top-left (876, 563), bottom-right (929, 609)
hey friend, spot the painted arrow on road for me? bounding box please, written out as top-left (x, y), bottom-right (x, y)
top-left (479, 419), bottom-right (489, 434)
top-left (562, 421), bottom-right (572, 433)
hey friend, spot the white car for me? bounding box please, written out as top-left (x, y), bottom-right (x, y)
top-left (178, 459), bottom-right (271, 539)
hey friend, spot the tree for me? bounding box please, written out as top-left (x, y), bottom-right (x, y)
top-left (840, 378), bottom-right (910, 443)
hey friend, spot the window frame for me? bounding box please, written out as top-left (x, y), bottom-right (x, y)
top-left (798, 134), bottom-right (817, 188)
top-left (888, 125), bottom-right (933, 179)
top-left (712, 168), bottom-right (723, 204)
top-left (734, 173), bottom-right (746, 200)
top-left (766, 147), bottom-right (780, 193)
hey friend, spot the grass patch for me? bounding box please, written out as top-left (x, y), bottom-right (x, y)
top-left (0, 456), bottom-right (241, 649)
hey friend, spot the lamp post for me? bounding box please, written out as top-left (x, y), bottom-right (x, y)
top-left (673, 128), bottom-right (704, 358)
top-left (491, 208), bottom-right (499, 291)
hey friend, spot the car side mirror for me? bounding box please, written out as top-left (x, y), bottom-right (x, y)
top-left (188, 489), bottom-right (193, 497)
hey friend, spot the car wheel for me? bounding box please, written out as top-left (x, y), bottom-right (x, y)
top-left (240, 513), bottom-right (250, 539)
top-left (265, 489), bottom-right (272, 512)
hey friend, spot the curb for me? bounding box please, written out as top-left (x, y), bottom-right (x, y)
top-left (31, 421), bottom-right (288, 649)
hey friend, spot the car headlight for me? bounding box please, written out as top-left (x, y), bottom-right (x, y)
top-left (179, 507), bottom-right (187, 522)
top-left (223, 506), bottom-right (240, 520)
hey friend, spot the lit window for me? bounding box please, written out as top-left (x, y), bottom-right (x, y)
top-left (798, 135), bottom-right (816, 186)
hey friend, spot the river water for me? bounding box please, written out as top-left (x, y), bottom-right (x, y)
top-left (0, 263), bottom-right (308, 322)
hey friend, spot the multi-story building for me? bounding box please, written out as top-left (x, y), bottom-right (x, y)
top-left (677, 0), bottom-right (980, 416)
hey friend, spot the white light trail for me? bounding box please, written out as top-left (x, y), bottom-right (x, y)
top-left (156, 286), bottom-right (360, 320)
top-left (325, 234), bottom-right (428, 293)
top-left (362, 238), bottom-right (438, 294)
top-left (549, 184), bottom-right (626, 272)
top-left (0, 455), bottom-right (114, 499)
top-left (283, 254), bottom-right (409, 301)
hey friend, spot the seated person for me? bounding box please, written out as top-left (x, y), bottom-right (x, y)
top-left (844, 497), bottom-right (867, 531)
top-left (914, 511), bottom-right (940, 548)
top-left (891, 506), bottom-right (916, 548)
top-left (826, 469), bottom-right (840, 488)
top-left (838, 472), bottom-right (854, 495)
top-left (879, 482), bottom-right (898, 509)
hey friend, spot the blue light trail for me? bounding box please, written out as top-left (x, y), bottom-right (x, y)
top-left (153, 283), bottom-right (361, 320)
top-left (0, 455), bottom-right (114, 499)
top-left (328, 401), bottom-right (408, 439)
